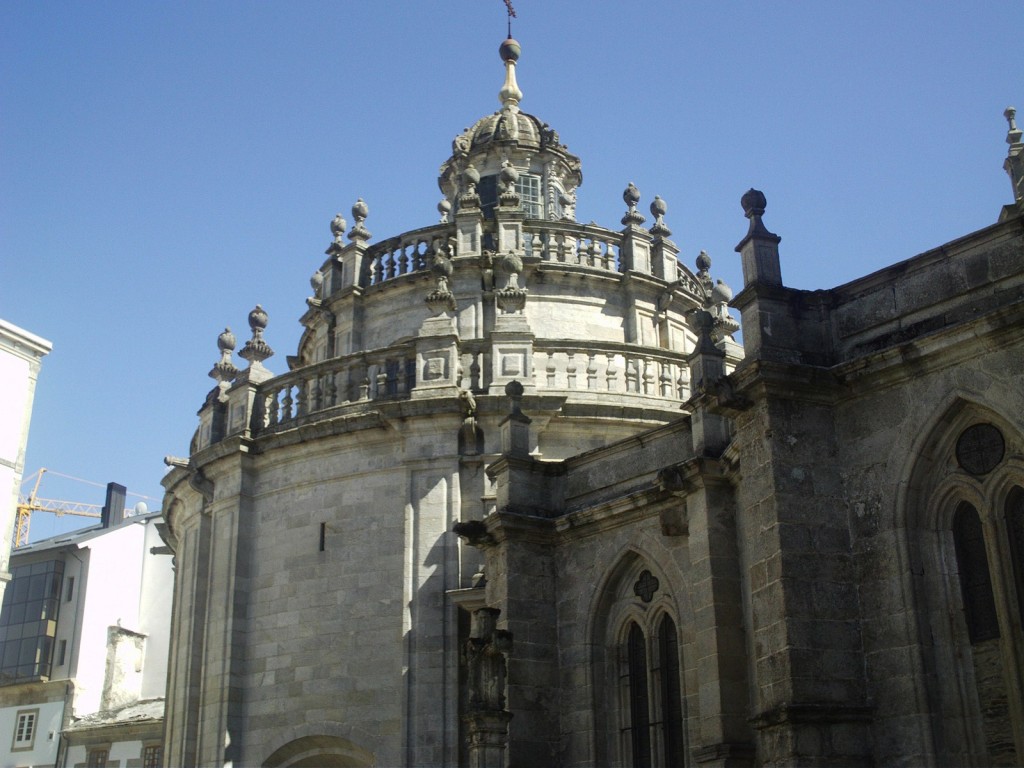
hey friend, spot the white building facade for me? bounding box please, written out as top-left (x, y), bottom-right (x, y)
top-left (0, 320), bottom-right (52, 609)
top-left (0, 495), bottom-right (172, 768)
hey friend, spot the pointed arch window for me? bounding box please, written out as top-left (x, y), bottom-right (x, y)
top-left (617, 615), bottom-right (688, 767)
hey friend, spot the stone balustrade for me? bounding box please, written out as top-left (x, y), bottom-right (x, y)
top-left (534, 342), bottom-right (690, 400)
top-left (246, 339), bottom-right (689, 438)
top-left (365, 225), bottom-right (451, 286)
top-left (256, 344), bottom-right (416, 433)
top-left (355, 220), bottom-right (706, 303)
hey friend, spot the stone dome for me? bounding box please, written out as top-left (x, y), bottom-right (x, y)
top-left (438, 37), bottom-right (582, 216)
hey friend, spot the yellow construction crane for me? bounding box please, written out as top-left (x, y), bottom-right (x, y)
top-left (14, 468), bottom-right (102, 548)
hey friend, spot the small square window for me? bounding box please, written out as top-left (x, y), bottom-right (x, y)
top-left (143, 743), bottom-right (163, 768)
top-left (11, 709), bottom-right (37, 751)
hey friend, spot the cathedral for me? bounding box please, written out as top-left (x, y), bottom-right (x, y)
top-left (160, 35), bottom-right (1024, 768)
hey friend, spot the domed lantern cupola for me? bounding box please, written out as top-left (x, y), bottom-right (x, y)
top-left (439, 36), bottom-right (582, 223)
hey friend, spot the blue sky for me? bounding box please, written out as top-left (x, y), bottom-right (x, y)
top-left (3, 1), bottom-right (1021, 540)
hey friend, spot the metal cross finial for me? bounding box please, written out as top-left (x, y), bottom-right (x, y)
top-left (503, 0), bottom-right (516, 36)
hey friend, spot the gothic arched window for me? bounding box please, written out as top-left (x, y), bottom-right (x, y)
top-left (617, 614), bottom-right (687, 767)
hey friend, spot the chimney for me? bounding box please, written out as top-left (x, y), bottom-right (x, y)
top-left (101, 483), bottom-right (127, 528)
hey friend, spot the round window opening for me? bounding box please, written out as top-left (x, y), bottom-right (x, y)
top-left (956, 423), bottom-right (1005, 476)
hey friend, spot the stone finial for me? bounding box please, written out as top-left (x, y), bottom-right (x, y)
top-left (734, 188), bottom-right (782, 287)
top-left (348, 199), bottom-right (371, 242)
top-left (621, 182), bottom-right (646, 226)
top-left (309, 270), bottom-right (324, 299)
top-left (438, 198), bottom-right (452, 223)
top-left (330, 213), bottom-right (347, 245)
top-left (1004, 106), bottom-right (1024, 205)
top-left (740, 188), bottom-right (767, 219)
top-left (498, 37), bottom-right (523, 110)
top-left (505, 380), bottom-right (527, 418)
top-left (695, 250), bottom-right (713, 290)
top-left (710, 279), bottom-right (740, 340)
top-left (460, 165), bottom-right (481, 209)
top-left (208, 327), bottom-right (239, 401)
top-left (425, 243), bottom-right (456, 315)
top-left (649, 195), bottom-right (672, 237)
top-left (239, 305), bottom-right (274, 366)
top-left (1007, 106), bottom-right (1021, 143)
top-left (498, 161), bottom-right (520, 207)
top-left (495, 251), bottom-right (527, 313)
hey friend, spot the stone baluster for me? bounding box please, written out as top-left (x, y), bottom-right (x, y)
top-left (642, 358), bottom-right (654, 395)
top-left (531, 230), bottom-right (543, 259)
top-left (376, 367), bottom-right (388, 398)
top-left (295, 377), bottom-right (308, 417)
top-left (266, 390), bottom-right (280, 427)
top-left (587, 353), bottom-right (598, 390)
top-left (676, 367), bottom-right (689, 399)
top-left (546, 352), bottom-right (556, 387)
top-left (327, 370), bottom-right (339, 407)
top-left (397, 358), bottom-right (408, 395)
top-left (626, 357), bottom-right (639, 393)
top-left (312, 373), bottom-right (324, 410)
top-left (566, 352), bottom-right (577, 389)
top-left (545, 230), bottom-right (557, 261)
top-left (359, 373), bottom-right (370, 401)
top-left (606, 353), bottom-right (618, 391)
top-left (660, 361), bottom-right (673, 397)
top-left (370, 252), bottom-right (382, 285)
top-left (280, 386), bottom-right (294, 422)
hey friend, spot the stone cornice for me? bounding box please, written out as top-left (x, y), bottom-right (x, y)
top-left (724, 294), bottom-right (1024, 410)
top-left (554, 487), bottom-right (675, 541)
top-left (484, 509), bottom-right (557, 547)
top-left (833, 297), bottom-right (1024, 393)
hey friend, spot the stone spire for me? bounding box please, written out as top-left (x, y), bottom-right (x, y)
top-left (498, 36), bottom-right (523, 111)
top-left (1004, 106), bottom-right (1024, 208)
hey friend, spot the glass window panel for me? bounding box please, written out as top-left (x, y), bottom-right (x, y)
top-left (658, 616), bottom-right (685, 767)
top-left (953, 502), bottom-right (1000, 642)
top-left (1006, 487), bottom-right (1024, 623)
top-left (627, 622), bottom-right (652, 767)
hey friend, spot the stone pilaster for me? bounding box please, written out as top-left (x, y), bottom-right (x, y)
top-left (671, 459), bottom-right (754, 768)
top-left (413, 314), bottom-right (461, 399)
top-left (731, 373), bottom-right (872, 767)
